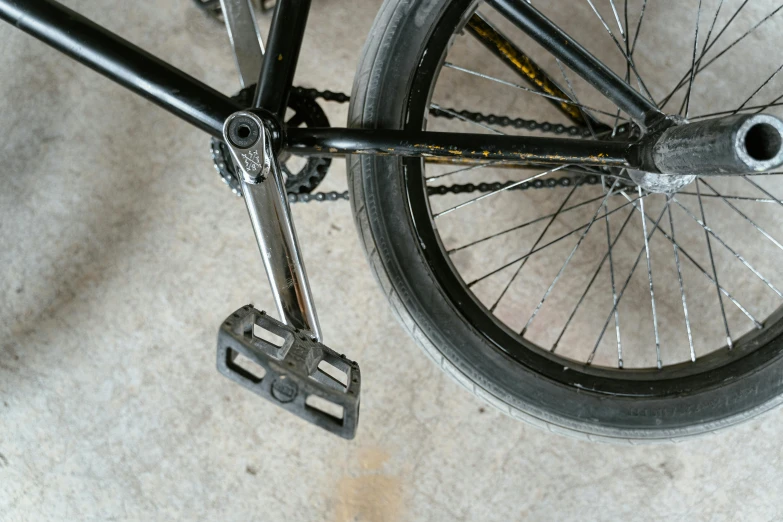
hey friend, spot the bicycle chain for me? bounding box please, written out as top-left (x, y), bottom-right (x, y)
top-left (430, 174), bottom-right (604, 196)
top-left (215, 86), bottom-right (594, 203)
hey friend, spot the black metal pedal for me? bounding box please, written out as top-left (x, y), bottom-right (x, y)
top-left (216, 305), bottom-right (360, 439)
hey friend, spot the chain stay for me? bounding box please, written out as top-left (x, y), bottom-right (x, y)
top-left (216, 86), bottom-right (591, 203)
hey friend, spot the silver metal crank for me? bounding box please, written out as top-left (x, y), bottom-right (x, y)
top-left (218, 111), bottom-right (361, 438)
top-left (222, 111), bottom-right (321, 340)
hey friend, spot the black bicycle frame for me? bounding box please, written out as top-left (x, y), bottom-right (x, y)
top-left (0, 0), bottom-right (662, 168)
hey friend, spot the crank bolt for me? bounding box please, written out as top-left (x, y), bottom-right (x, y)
top-left (227, 115), bottom-right (261, 148)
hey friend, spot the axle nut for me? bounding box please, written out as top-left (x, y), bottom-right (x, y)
top-left (271, 376), bottom-right (298, 403)
top-left (227, 115), bottom-right (261, 148)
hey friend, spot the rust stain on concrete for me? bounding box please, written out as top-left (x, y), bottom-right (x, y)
top-left (335, 447), bottom-right (403, 522)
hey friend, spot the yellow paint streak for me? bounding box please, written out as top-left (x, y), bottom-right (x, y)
top-left (414, 144), bottom-right (445, 151)
top-left (467, 15), bottom-right (584, 122)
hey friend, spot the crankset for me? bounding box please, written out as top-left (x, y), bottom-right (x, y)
top-left (211, 85), bottom-right (333, 198)
top-left (217, 110), bottom-right (361, 439)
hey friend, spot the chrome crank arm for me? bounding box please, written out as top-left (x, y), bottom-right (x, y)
top-left (218, 111), bottom-right (360, 438)
top-left (222, 111), bottom-right (321, 339)
top-left (219, 0), bottom-right (265, 88)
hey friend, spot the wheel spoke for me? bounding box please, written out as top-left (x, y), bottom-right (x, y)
top-left (638, 187), bottom-right (662, 368)
top-left (609, 0), bottom-right (625, 39)
top-left (551, 205), bottom-right (635, 354)
top-left (604, 177), bottom-right (623, 366)
top-left (678, 192), bottom-right (781, 203)
top-left (699, 178), bottom-right (783, 253)
top-left (442, 62), bottom-right (633, 120)
top-left (672, 197), bottom-right (783, 299)
top-left (467, 191), bottom-right (644, 288)
top-left (690, 101), bottom-right (783, 120)
top-left (520, 179), bottom-right (621, 336)
top-left (623, 0), bottom-right (631, 56)
top-left (733, 61), bottom-right (783, 115)
top-left (425, 160), bottom-right (501, 182)
top-left (662, 3), bottom-right (783, 110)
top-left (660, 0), bottom-right (750, 109)
top-left (682, 0), bottom-right (703, 118)
top-left (614, 0), bottom-right (632, 137)
top-left (584, 0), bottom-right (639, 360)
top-left (555, 59), bottom-right (600, 139)
top-left (753, 94), bottom-right (783, 115)
top-left (700, 0), bottom-right (726, 58)
top-left (489, 179), bottom-right (584, 312)
top-left (678, 0), bottom-right (725, 116)
top-left (587, 200), bottom-right (670, 366)
top-left (449, 193), bottom-right (609, 253)
top-left (584, 0), bottom-right (657, 106)
top-left (434, 165), bottom-right (568, 218)
top-left (743, 176), bottom-right (783, 209)
top-left (667, 197), bottom-right (695, 363)
top-left (629, 0), bottom-right (648, 55)
top-left (621, 193), bottom-right (763, 329)
top-left (695, 182), bottom-right (733, 349)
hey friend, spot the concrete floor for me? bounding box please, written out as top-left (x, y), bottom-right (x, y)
top-left (2, 0), bottom-right (783, 520)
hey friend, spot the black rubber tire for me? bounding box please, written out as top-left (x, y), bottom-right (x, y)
top-left (347, 0), bottom-right (783, 442)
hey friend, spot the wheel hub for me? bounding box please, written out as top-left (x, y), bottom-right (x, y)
top-left (627, 169), bottom-right (696, 194)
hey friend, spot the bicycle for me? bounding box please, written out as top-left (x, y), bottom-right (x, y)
top-left (3, 0), bottom-right (783, 442)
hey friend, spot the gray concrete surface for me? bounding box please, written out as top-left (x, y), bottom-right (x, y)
top-left (2, 0), bottom-right (783, 520)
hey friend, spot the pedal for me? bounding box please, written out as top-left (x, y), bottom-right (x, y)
top-left (216, 305), bottom-right (360, 439)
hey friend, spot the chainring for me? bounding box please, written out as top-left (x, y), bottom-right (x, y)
top-left (211, 85), bottom-right (332, 196)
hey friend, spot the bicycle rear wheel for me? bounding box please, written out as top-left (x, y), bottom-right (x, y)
top-left (349, 0), bottom-right (783, 441)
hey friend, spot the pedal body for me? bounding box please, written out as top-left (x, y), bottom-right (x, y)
top-left (217, 305), bottom-right (360, 439)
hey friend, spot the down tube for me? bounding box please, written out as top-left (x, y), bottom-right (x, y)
top-left (0, 0), bottom-right (240, 138)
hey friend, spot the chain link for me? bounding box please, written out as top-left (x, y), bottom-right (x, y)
top-left (287, 190), bottom-right (350, 203)
top-left (428, 107), bottom-right (593, 137)
top-left (293, 86), bottom-right (592, 136)
top-left (428, 174), bottom-right (603, 196)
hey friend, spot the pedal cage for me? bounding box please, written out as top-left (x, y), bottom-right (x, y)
top-left (217, 305), bottom-right (360, 439)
